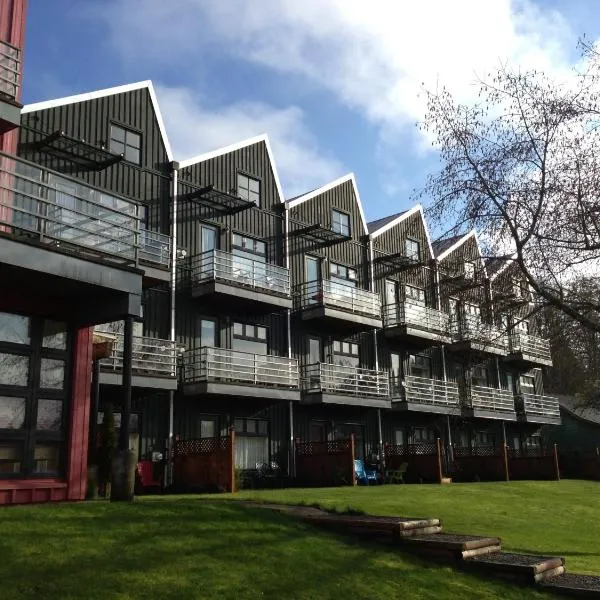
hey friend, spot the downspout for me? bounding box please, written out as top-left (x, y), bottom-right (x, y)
top-left (167, 162), bottom-right (179, 486)
top-left (369, 235), bottom-right (383, 465)
top-left (284, 203), bottom-right (295, 478)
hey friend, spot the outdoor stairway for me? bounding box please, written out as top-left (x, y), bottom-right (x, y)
top-left (244, 502), bottom-right (600, 598)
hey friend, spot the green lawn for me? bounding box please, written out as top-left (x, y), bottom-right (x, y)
top-left (0, 499), bottom-right (554, 600)
top-left (227, 479), bottom-right (600, 575)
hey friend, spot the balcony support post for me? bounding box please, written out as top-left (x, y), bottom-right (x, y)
top-left (446, 415), bottom-right (454, 463)
top-left (377, 408), bottom-right (385, 468)
top-left (119, 315), bottom-right (134, 452)
top-left (288, 401), bottom-right (295, 478)
top-left (89, 358), bottom-right (101, 461)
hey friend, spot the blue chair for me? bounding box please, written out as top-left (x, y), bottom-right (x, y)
top-left (354, 459), bottom-right (378, 485)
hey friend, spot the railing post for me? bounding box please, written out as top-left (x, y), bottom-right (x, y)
top-left (350, 433), bottom-right (356, 486)
top-left (436, 437), bottom-right (443, 484)
top-left (553, 443), bottom-right (560, 481)
top-left (503, 443), bottom-right (510, 482)
top-left (254, 354), bottom-right (258, 385)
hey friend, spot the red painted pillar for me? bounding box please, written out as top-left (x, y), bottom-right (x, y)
top-left (66, 327), bottom-right (93, 500)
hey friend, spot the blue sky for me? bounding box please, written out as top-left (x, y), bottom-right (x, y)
top-left (22, 0), bottom-right (600, 224)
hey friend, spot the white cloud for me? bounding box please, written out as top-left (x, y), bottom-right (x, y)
top-left (155, 86), bottom-right (344, 197)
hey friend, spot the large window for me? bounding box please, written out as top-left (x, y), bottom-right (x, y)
top-left (408, 354), bottom-right (431, 378)
top-left (232, 233), bottom-right (267, 285)
top-left (464, 261), bottom-right (475, 280)
top-left (199, 318), bottom-right (217, 348)
top-left (0, 313), bottom-right (70, 478)
top-left (233, 322), bottom-right (268, 355)
top-left (330, 262), bottom-right (357, 286)
top-left (109, 124), bottom-right (141, 164)
top-left (404, 284), bottom-right (425, 305)
top-left (234, 418), bottom-right (269, 469)
top-left (237, 173), bottom-right (260, 206)
top-left (332, 340), bottom-right (360, 367)
top-left (332, 210), bottom-right (351, 237)
top-left (405, 238), bottom-right (420, 261)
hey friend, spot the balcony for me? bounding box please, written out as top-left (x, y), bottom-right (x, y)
top-left (506, 332), bottom-right (552, 367)
top-left (98, 331), bottom-right (178, 390)
top-left (183, 347), bottom-right (300, 401)
top-left (301, 363), bottom-right (390, 408)
top-left (449, 314), bottom-right (508, 357)
top-left (383, 301), bottom-right (450, 345)
top-left (391, 375), bottom-right (460, 415)
top-left (516, 393), bottom-right (561, 425)
top-left (0, 41), bottom-right (21, 134)
top-left (0, 152), bottom-right (171, 279)
top-left (464, 385), bottom-right (516, 420)
top-left (189, 249), bottom-right (292, 312)
top-left (294, 280), bottom-right (382, 331)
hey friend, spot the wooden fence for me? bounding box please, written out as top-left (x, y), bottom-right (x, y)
top-left (555, 450), bottom-right (600, 481)
top-left (173, 430), bottom-right (236, 493)
top-left (385, 441), bottom-right (444, 483)
top-left (295, 436), bottom-right (355, 487)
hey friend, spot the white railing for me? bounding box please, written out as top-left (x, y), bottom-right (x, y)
top-left (183, 347), bottom-right (299, 388)
top-left (451, 314), bottom-right (508, 351)
top-left (139, 228), bottom-right (171, 268)
top-left (469, 385), bottom-right (515, 413)
top-left (517, 393), bottom-right (560, 419)
top-left (0, 152), bottom-right (172, 268)
top-left (99, 332), bottom-right (177, 378)
top-left (189, 249), bottom-right (290, 296)
top-left (391, 375), bottom-right (460, 408)
top-left (302, 363), bottom-right (389, 398)
top-left (295, 280), bottom-right (381, 319)
top-left (509, 332), bottom-right (552, 363)
top-left (383, 301), bottom-right (449, 333)
top-left (0, 40), bottom-right (20, 101)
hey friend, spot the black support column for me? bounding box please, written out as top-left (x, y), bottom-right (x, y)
top-left (119, 315), bottom-right (134, 451)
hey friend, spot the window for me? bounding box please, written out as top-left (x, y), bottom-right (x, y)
top-left (232, 233), bottom-right (266, 258)
top-left (393, 428), bottom-right (405, 446)
top-left (408, 354), bottom-right (431, 378)
top-left (472, 364), bottom-right (489, 387)
top-left (330, 262), bottom-right (357, 285)
top-left (332, 210), bottom-right (350, 237)
top-left (110, 124), bottom-right (141, 164)
top-left (411, 427), bottom-right (435, 443)
top-left (308, 337), bottom-right (323, 364)
top-left (404, 285), bottom-right (426, 305)
top-left (233, 322), bottom-right (268, 355)
top-left (234, 418), bottom-right (269, 470)
top-left (237, 173), bottom-right (260, 206)
top-left (464, 261), bottom-right (475, 280)
top-left (335, 423), bottom-right (365, 459)
top-left (332, 340), bottom-right (360, 367)
top-left (474, 431), bottom-right (496, 447)
top-left (309, 421), bottom-right (327, 443)
top-left (0, 313), bottom-right (70, 478)
top-left (405, 239), bottom-right (420, 261)
top-left (519, 374), bottom-right (535, 395)
top-left (232, 233), bottom-right (267, 284)
top-left (199, 319), bottom-right (217, 348)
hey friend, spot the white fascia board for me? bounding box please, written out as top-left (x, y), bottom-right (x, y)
top-left (472, 230), bottom-right (488, 279)
top-left (286, 172), bottom-right (368, 235)
top-left (489, 252), bottom-right (519, 281)
top-left (178, 133), bottom-right (285, 203)
top-left (435, 230), bottom-right (476, 261)
top-left (22, 80), bottom-right (173, 162)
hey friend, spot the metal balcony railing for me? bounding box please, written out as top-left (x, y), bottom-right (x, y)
top-left (451, 314), bottom-right (508, 352)
top-left (183, 347), bottom-right (299, 388)
top-left (391, 375), bottom-right (460, 408)
top-left (0, 152), bottom-right (172, 268)
top-left (302, 363), bottom-right (389, 398)
top-left (468, 385), bottom-right (515, 413)
top-left (383, 301), bottom-right (449, 333)
top-left (509, 332), bottom-right (551, 363)
top-left (0, 41), bottom-right (20, 101)
top-left (294, 280), bottom-right (381, 319)
top-left (98, 332), bottom-right (177, 378)
top-left (189, 249), bottom-right (290, 296)
top-left (516, 393), bottom-right (560, 419)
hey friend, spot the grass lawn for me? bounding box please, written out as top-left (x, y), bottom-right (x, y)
top-left (227, 479), bottom-right (600, 575)
top-left (0, 499), bottom-right (554, 600)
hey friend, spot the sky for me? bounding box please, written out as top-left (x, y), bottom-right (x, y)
top-left (22, 0), bottom-right (600, 224)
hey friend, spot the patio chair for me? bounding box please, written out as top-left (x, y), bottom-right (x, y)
top-left (385, 462), bottom-right (408, 484)
top-left (354, 459), bottom-right (378, 485)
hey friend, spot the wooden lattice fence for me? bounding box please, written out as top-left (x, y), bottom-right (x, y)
top-left (384, 441), bottom-right (443, 483)
top-left (295, 437), bottom-right (355, 487)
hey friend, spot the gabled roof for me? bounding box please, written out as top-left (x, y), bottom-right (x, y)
top-left (558, 395), bottom-right (600, 426)
top-left (367, 205), bottom-right (434, 257)
top-left (434, 230), bottom-right (488, 277)
top-left (487, 253), bottom-right (518, 281)
top-left (178, 134), bottom-right (284, 203)
top-left (22, 80), bottom-right (173, 162)
top-left (286, 173), bottom-right (368, 235)
top-left (432, 234), bottom-right (464, 257)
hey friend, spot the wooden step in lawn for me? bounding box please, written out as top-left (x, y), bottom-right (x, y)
top-left (539, 573), bottom-right (600, 598)
top-left (299, 513), bottom-right (442, 540)
top-left (464, 551), bottom-right (565, 584)
top-left (399, 533), bottom-right (502, 561)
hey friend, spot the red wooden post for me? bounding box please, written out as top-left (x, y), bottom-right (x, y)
top-left (553, 443), bottom-right (560, 481)
top-left (229, 428), bottom-right (236, 493)
top-left (350, 434), bottom-right (356, 486)
top-left (436, 438), bottom-right (443, 484)
top-left (503, 443), bottom-right (510, 482)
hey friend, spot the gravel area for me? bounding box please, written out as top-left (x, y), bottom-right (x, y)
top-left (470, 552), bottom-right (561, 566)
top-left (541, 573), bottom-right (600, 591)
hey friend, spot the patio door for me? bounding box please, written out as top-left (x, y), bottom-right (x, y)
top-left (390, 352), bottom-right (401, 396)
top-left (305, 256), bottom-right (322, 305)
top-left (198, 223), bottom-right (218, 278)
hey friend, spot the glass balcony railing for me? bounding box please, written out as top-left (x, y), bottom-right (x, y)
top-left (189, 249), bottom-right (290, 297)
top-left (391, 375), bottom-right (460, 408)
top-left (294, 280), bottom-right (381, 319)
top-left (183, 347), bottom-right (299, 389)
top-left (0, 152), bottom-right (171, 268)
top-left (509, 332), bottom-right (552, 364)
top-left (516, 393), bottom-right (560, 419)
top-left (301, 363), bottom-right (389, 398)
top-left (383, 301), bottom-right (449, 334)
top-left (98, 331), bottom-right (177, 378)
top-left (451, 314), bottom-right (508, 353)
top-left (0, 41), bottom-right (20, 101)
top-left (468, 385), bottom-right (515, 413)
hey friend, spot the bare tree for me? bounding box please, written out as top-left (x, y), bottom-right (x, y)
top-left (420, 42), bottom-right (600, 333)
